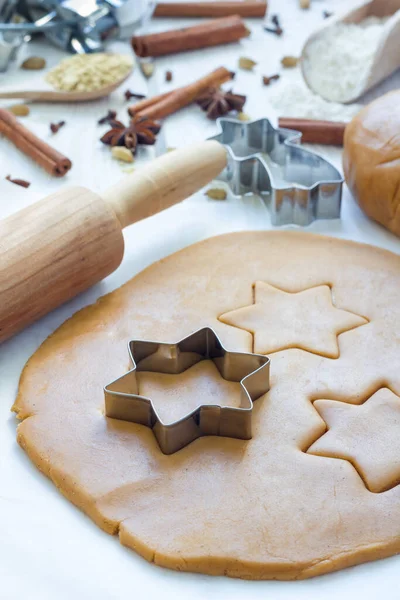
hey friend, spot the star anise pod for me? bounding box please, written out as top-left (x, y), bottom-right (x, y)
top-left (196, 88), bottom-right (246, 120)
top-left (100, 116), bottom-right (161, 153)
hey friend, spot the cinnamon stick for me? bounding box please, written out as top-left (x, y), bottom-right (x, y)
top-left (129, 66), bottom-right (234, 120)
top-left (154, 2), bottom-right (267, 18)
top-left (132, 15), bottom-right (249, 58)
top-left (128, 90), bottom-right (172, 116)
top-left (0, 108), bottom-right (72, 177)
top-left (278, 117), bottom-right (347, 146)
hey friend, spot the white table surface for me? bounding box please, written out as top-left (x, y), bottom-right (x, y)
top-left (1, 1), bottom-right (400, 598)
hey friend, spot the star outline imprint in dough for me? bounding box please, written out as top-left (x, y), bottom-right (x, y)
top-left (219, 281), bottom-right (368, 358)
top-left (104, 327), bottom-right (270, 455)
top-left (307, 388), bottom-right (400, 493)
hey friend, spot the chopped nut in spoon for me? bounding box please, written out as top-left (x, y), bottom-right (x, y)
top-left (46, 53), bottom-right (133, 92)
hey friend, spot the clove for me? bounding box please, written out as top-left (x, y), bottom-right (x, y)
top-left (264, 25), bottom-right (283, 36)
top-left (50, 121), bottom-right (65, 134)
top-left (6, 175), bottom-right (30, 188)
top-left (124, 89), bottom-right (146, 101)
top-left (98, 110), bottom-right (117, 125)
top-left (262, 74), bottom-right (280, 86)
top-left (265, 13), bottom-right (283, 36)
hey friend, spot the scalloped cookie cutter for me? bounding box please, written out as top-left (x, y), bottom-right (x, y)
top-left (104, 327), bottom-right (270, 455)
top-left (209, 117), bottom-right (343, 226)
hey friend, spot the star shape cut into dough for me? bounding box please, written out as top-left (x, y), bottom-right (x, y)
top-left (219, 282), bottom-right (367, 358)
top-left (308, 389), bottom-right (400, 493)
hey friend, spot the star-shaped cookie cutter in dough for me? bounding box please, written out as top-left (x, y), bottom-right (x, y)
top-left (104, 327), bottom-right (270, 455)
top-left (208, 117), bottom-right (343, 226)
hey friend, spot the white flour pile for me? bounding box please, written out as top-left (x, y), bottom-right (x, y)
top-left (302, 16), bottom-right (390, 102)
top-left (269, 79), bottom-right (362, 122)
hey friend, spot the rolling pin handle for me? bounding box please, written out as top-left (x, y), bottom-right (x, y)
top-left (101, 140), bottom-right (227, 229)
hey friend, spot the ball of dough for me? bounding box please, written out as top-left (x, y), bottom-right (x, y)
top-left (343, 90), bottom-right (400, 237)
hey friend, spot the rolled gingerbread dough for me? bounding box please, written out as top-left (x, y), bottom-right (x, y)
top-left (13, 231), bottom-right (400, 580)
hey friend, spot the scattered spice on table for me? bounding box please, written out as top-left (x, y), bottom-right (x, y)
top-left (196, 88), bottom-right (246, 119)
top-left (281, 55), bottom-right (299, 68)
top-left (153, 1), bottom-right (267, 18)
top-left (21, 56), bottom-right (46, 70)
top-left (100, 116), bottom-right (161, 153)
top-left (111, 147), bottom-right (135, 163)
top-left (323, 10), bottom-right (333, 18)
top-left (132, 15), bottom-right (250, 58)
top-left (98, 110), bottom-right (117, 125)
top-left (50, 121), bottom-right (66, 134)
top-left (271, 14), bottom-right (281, 28)
top-left (264, 25), bottom-right (283, 36)
top-left (264, 14), bottom-right (283, 36)
top-left (299, 0), bottom-right (310, 8)
top-left (238, 57), bottom-right (257, 71)
top-left (128, 66), bottom-right (234, 120)
top-left (6, 175), bottom-right (31, 188)
top-left (124, 90), bottom-right (146, 101)
top-left (0, 108), bottom-right (71, 177)
top-left (9, 104), bottom-right (30, 117)
top-left (278, 117), bottom-right (346, 146)
top-left (165, 70), bottom-right (173, 82)
top-left (206, 187), bottom-right (227, 200)
top-left (140, 62), bottom-right (155, 79)
top-left (262, 74), bottom-right (280, 86)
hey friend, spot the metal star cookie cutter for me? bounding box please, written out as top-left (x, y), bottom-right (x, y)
top-left (208, 117), bottom-right (343, 226)
top-left (104, 327), bottom-right (270, 455)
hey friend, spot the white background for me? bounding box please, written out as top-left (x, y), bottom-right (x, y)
top-left (1, 1), bottom-right (400, 598)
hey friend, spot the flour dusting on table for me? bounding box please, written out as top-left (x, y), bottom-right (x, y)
top-left (269, 80), bottom-right (362, 122)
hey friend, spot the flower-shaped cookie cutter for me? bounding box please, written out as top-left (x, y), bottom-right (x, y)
top-left (209, 117), bottom-right (343, 226)
top-left (104, 327), bottom-right (270, 454)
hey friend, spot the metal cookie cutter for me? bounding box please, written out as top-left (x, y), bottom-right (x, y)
top-left (0, 0), bottom-right (156, 69)
top-left (105, 327), bottom-right (270, 455)
top-left (209, 117), bottom-right (343, 227)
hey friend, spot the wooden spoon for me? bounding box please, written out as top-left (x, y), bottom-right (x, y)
top-left (301, 0), bottom-right (400, 103)
top-left (0, 69), bottom-right (132, 102)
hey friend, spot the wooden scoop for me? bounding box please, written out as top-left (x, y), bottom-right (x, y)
top-left (301, 0), bottom-right (400, 103)
top-left (0, 141), bottom-right (227, 343)
top-left (0, 67), bottom-right (132, 102)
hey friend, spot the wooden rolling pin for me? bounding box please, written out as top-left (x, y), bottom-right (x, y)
top-left (0, 141), bottom-right (227, 343)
